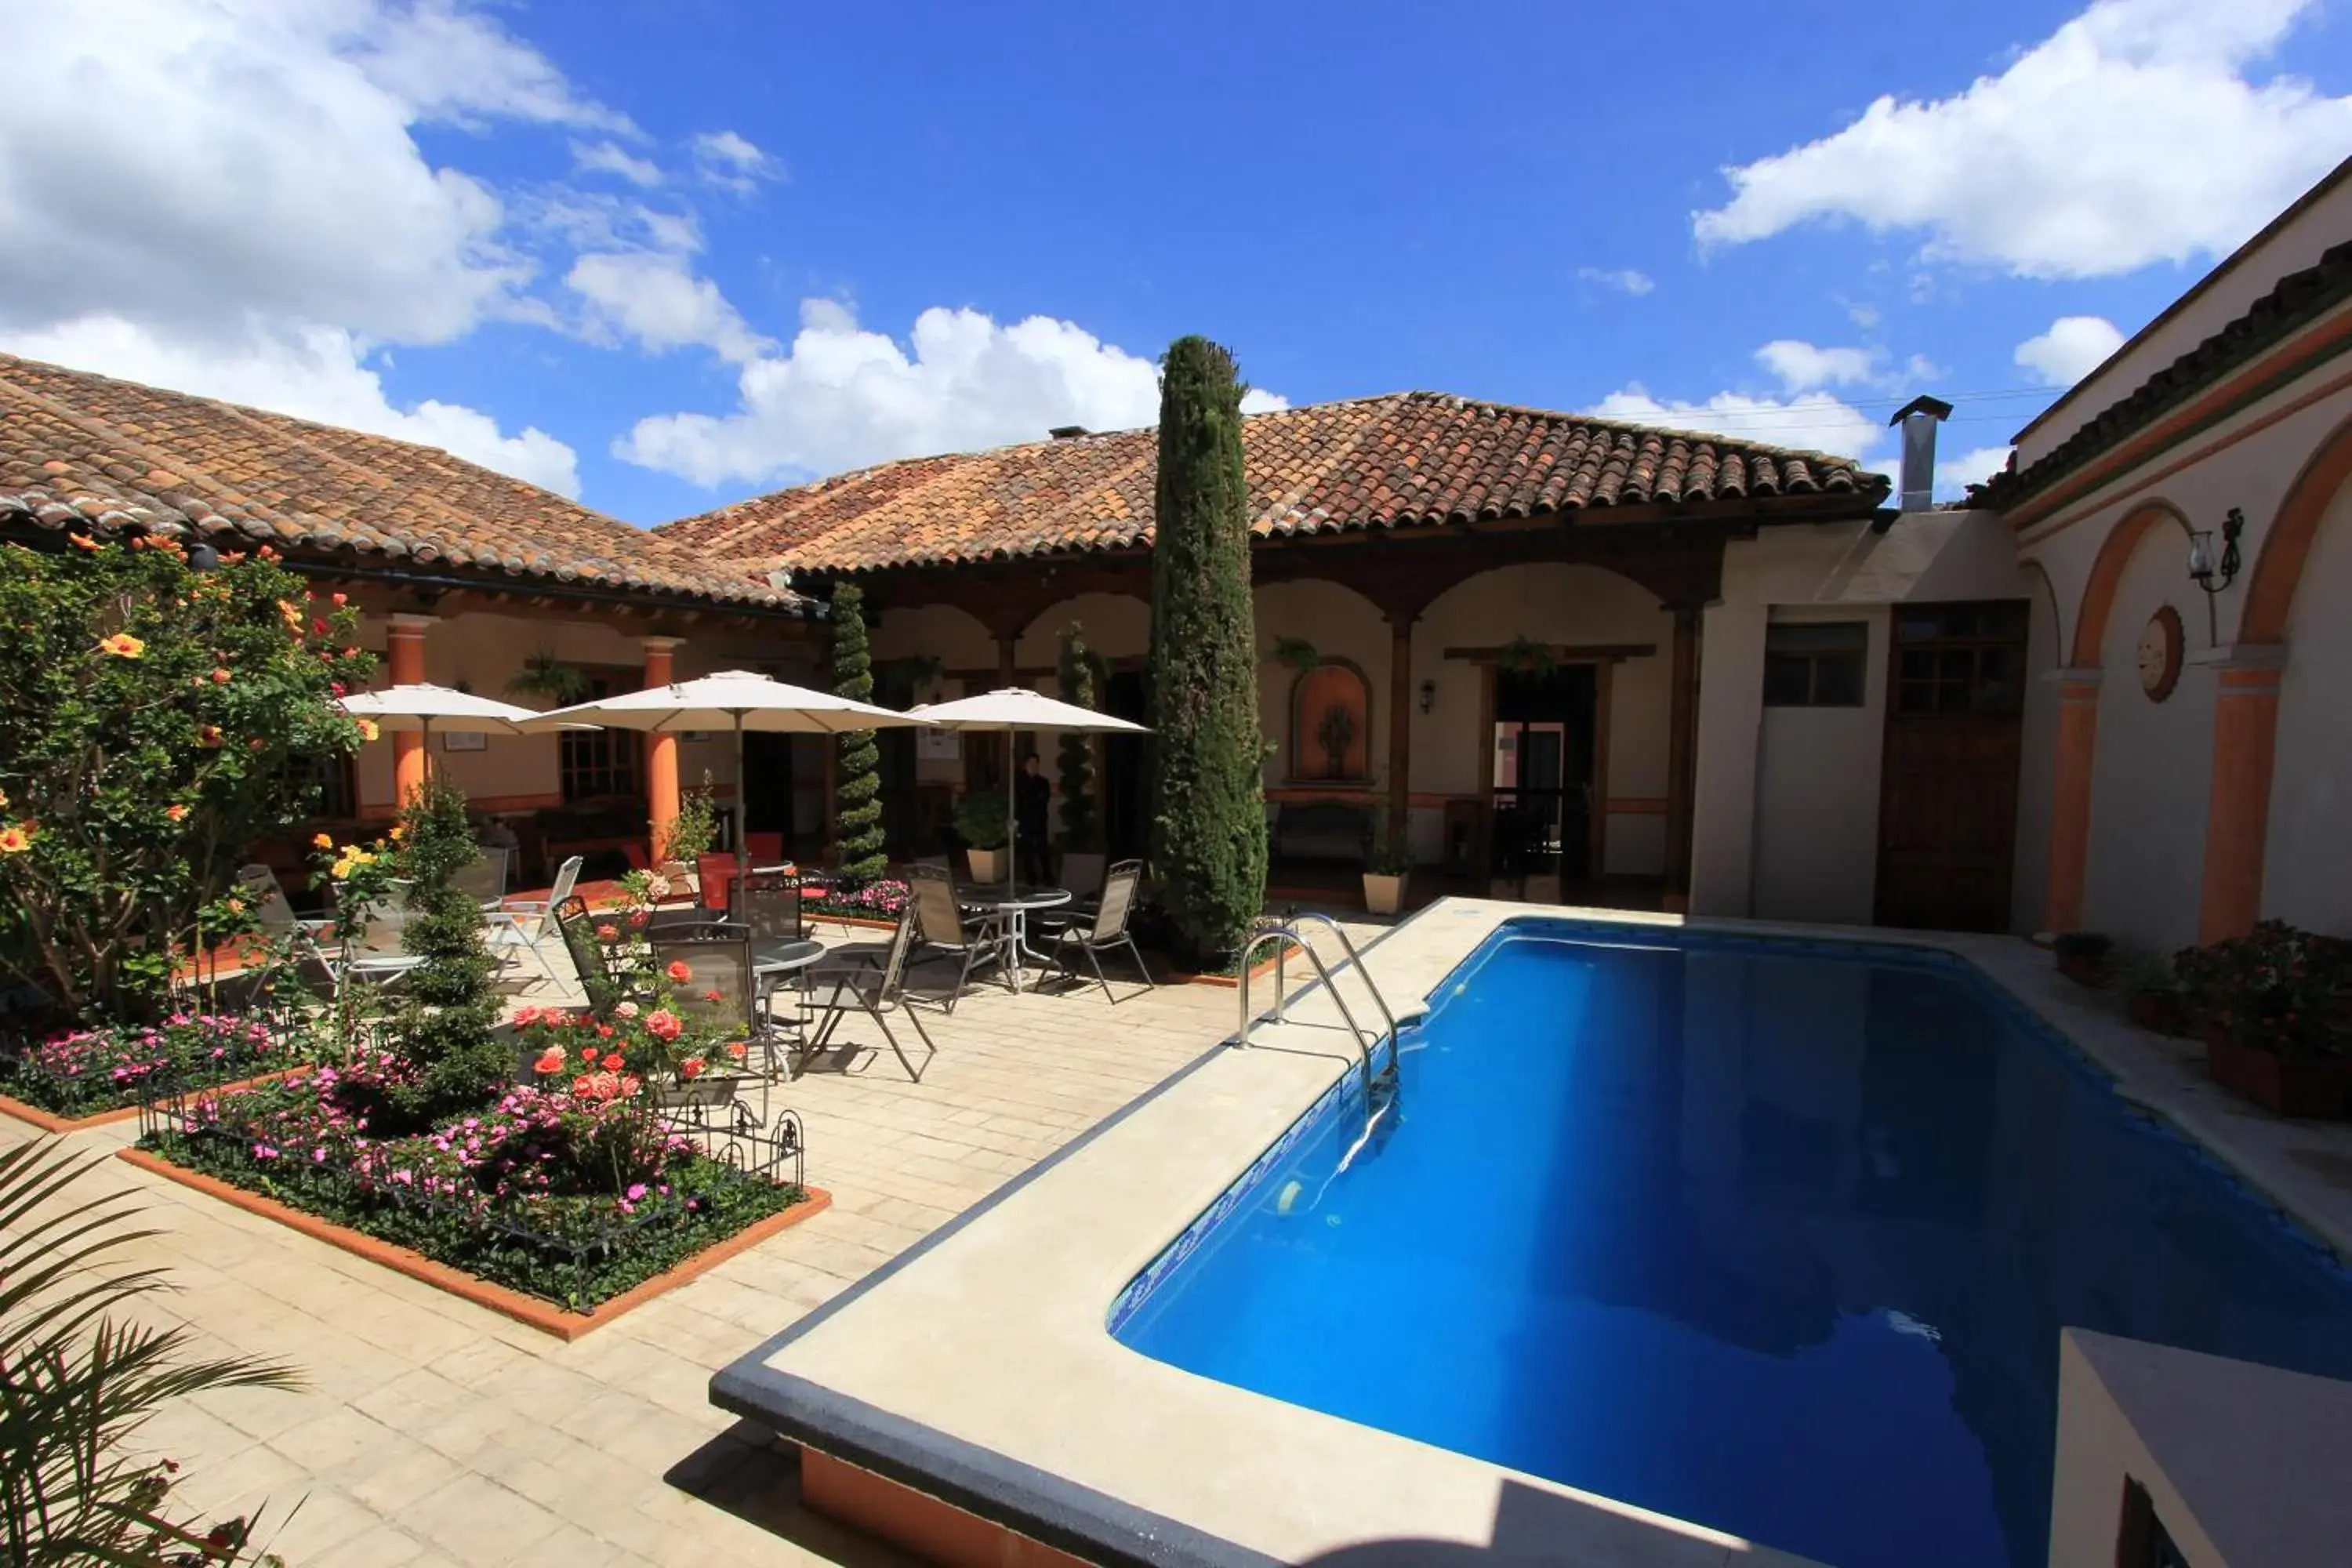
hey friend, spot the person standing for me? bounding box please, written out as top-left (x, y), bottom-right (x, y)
top-left (1014, 751), bottom-right (1052, 885)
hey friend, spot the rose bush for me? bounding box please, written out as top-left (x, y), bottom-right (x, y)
top-left (0, 537), bottom-right (373, 1022)
top-left (2174, 920), bottom-right (2352, 1060)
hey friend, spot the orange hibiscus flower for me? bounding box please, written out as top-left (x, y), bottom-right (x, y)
top-left (97, 633), bottom-right (144, 659)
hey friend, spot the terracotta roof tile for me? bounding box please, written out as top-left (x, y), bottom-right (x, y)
top-left (660, 392), bottom-right (1886, 572)
top-left (0, 354), bottom-right (800, 612)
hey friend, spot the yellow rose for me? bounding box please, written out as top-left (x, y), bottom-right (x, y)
top-left (330, 859), bottom-right (354, 880)
top-left (312, 833), bottom-right (333, 850)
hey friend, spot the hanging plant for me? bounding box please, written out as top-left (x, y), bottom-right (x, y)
top-left (1269, 636), bottom-right (1322, 673)
top-left (1498, 635), bottom-right (1559, 678)
top-left (506, 651), bottom-right (590, 706)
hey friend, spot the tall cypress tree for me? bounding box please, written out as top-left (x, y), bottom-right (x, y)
top-left (829, 583), bottom-right (888, 883)
top-left (1146, 337), bottom-right (1267, 961)
top-left (1054, 624), bottom-right (1098, 852)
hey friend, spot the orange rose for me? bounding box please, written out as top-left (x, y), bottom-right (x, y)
top-left (312, 833), bottom-right (334, 850)
top-left (165, 804), bottom-right (189, 822)
top-left (211, 666), bottom-right (232, 684)
top-left (532, 1046), bottom-right (566, 1076)
top-left (665, 960), bottom-right (693, 983)
top-left (679, 1057), bottom-right (705, 1081)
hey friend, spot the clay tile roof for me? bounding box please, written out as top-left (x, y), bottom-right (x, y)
top-left (0, 354), bottom-right (800, 613)
top-left (659, 391), bottom-right (1887, 572)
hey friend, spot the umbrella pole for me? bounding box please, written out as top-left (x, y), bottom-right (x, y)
top-left (734, 712), bottom-right (750, 900)
top-left (1006, 724), bottom-right (1017, 889)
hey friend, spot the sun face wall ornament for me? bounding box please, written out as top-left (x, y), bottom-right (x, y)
top-left (2139, 604), bottom-right (2184, 702)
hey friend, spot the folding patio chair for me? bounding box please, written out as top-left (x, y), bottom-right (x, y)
top-left (553, 895), bottom-right (633, 1018)
top-left (905, 861), bottom-right (1004, 1013)
top-left (1057, 850), bottom-right (1108, 917)
top-left (487, 854), bottom-right (581, 978)
top-left (452, 844), bottom-right (511, 915)
top-left (800, 911), bottom-right (937, 1081)
top-left (649, 927), bottom-right (757, 1044)
top-left (233, 862), bottom-right (340, 998)
top-left (735, 873), bottom-right (811, 1069)
top-left (1034, 858), bottom-right (1152, 1004)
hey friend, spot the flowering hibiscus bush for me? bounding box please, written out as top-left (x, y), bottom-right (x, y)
top-left (151, 1047), bottom-right (802, 1308)
top-left (2174, 920), bottom-right (2352, 1060)
top-left (1, 1011), bottom-right (303, 1116)
top-left (0, 536), bottom-right (374, 1022)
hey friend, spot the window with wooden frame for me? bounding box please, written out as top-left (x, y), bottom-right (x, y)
top-left (1892, 601), bottom-right (2028, 717)
top-left (558, 668), bottom-right (645, 801)
top-left (1762, 622), bottom-right (1868, 708)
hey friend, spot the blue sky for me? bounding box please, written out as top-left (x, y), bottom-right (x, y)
top-left (5, 0), bottom-right (2350, 524)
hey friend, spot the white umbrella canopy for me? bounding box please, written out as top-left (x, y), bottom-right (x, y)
top-left (518, 670), bottom-right (931, 886)
top-left (338, 682), bottom-right (544, 733)
top-left (907, 687), bottom-right (1149, 880)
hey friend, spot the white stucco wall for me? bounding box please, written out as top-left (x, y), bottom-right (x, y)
top-left (1750, 608), bottom-right (1888, 924)
top-left (2081, 533), bottom-right (2218, 956)
top-left (1250, 579), bottom-right (1394, 790)
top-left (1015, 591), bottom-right (1150, 668)
top-left (2011, 572), bottom-right (2063, 933)
top-left (2262, 477), bottom-right (2352, 933)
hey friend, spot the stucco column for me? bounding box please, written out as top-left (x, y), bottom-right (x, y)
top-left (2042, 669), bottom-right (2103, 935)
top-left (1688, 602), bottom-right (1766, 916)
top-left (641, 637), bottom-right (684, 864)
top-left (1385, 613), bottom-right (1415, 858)
top-left (2196, 646), bottom-right (2287, 946)
top-left (1663, 605), bottom-right (1701, 912)
top-left (386, 614), bottom-right (434, 804)
top-left (996, 634), bottom-right (1018, 690)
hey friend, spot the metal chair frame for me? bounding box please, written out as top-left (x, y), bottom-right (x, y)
top-left (1036, 859), bottom-right (1152, 1004)
top-left (800, 912), bottom-right (937, 1081)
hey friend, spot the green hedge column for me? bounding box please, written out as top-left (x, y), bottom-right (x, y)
top-left (1146, 337), bottom-right (1268, 962)
top-left (1055, 624), bottom-right (1098, 852)
top-left (830, 583), bottom-right (888, 884)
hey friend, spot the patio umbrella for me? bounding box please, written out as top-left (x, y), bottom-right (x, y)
top-left (338, 684), bottom-right (551, 782)
top-left (905, 687), bottom-right (1149, 881)
top-left (519, 670), bottom-right (930, 891)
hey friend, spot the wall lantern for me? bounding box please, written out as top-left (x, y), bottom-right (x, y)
top-left (2188, 507), bottom-right (2245, 595)
top-left (1418, 679), bottom-right (1436, 715)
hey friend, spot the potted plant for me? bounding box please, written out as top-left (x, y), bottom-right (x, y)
top-left (1363, 817), bottom-right (1411, 916)
top-left (2109, 948), bottom-right (2189, 1036)
top-left (954, 789), bottom-right (1011, 884)
top-left (2174, 921), bottom-right (2352, 1118)
top-left (2052, 931), bottom-right (2114, 988)
top-left (658, 772), bottom-right (720, 883)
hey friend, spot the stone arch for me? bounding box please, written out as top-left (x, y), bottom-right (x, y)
top-left (2240, 408), bottom-right (2352, 645)
top-left (2070, 499), bottom-right (2195, 666)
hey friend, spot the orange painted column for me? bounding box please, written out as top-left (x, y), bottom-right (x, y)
top-left (386, 614), bottom-right (434, 804)
top-left (2196, 652), bottom-right (2286, 946)
top-left (2042, 671), bottom-right (2102, 935)
top-left (642, 637), bottom-right (684, 865)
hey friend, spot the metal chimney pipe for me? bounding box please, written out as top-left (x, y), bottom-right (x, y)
top-left (1887, 395), bottom-right (1954, 514)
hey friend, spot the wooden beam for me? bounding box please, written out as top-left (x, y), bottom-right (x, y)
top-left (1443, 642), bottom-right (1658, 664)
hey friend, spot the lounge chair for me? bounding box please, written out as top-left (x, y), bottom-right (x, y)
top-left (486, 853), bottom-right (581, 977)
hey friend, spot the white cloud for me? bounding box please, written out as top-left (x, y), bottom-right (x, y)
top-left (1693, 0), bottom-right (2352, 278)
top-left (565, 252), bottom-right (773, 364)
top-left (618, 300), bottom-right (1289, 488)
top-left (1577, 267), bottom-right (1655, 296)
top-left (1584, 384), bottom-right (1886, 466)
top-left (0, 314), bottom-right (580, 496)
top-left (691, 130), bottom-right (782, 194)
top-left (1936, 445), bottom-right (2016, 495)
top-left (0, 0), bottom-right (622, 499)
top-left (2015, 314), bottom-right (2128, 386)
top-left (1755, 339), bottom-right (1883, 392)
top-left (572, 140), bottom-right (662, 187)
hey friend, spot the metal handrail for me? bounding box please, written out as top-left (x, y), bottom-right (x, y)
top-left (1236, 918), bottom-right (1403, 1149)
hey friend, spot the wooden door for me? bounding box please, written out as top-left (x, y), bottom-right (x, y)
top-left (1875, 602), bottom-right (2029, 931)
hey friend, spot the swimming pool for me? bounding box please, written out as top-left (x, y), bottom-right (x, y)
top-left (1111, 920), bottom-right (2352, 1568)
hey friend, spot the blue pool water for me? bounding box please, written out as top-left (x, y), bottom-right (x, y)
top-left (1110, 921), bottom-right (2352, 1568)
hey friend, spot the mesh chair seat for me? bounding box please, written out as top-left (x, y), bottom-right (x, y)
top-left (799, 911), bottom-right (936, 1081)
top-left (1036, 859), bottom-right (1152, 1004)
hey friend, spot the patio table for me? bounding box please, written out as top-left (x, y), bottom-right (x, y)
top-left (957, 884), bottom-right (1072, 993)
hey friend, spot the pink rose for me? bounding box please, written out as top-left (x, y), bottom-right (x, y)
top-left (644, 1010), bottom-right (682, 1043)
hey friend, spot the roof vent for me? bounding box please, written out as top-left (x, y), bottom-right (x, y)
top-left (1887, 395), bottom-right (1953, 514)
top-left (1047, 425), bottom-right (1090, 441)
top-left (766, 566), bottom-right (793, 590)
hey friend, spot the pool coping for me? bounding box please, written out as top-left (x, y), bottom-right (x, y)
top-left (711, 898), bottom-right (2352, 1567)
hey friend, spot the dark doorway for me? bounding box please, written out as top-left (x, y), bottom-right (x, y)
top-left (870, 664), bottom-right (922, 857)
top-left (1102, 669), bottom-right (1149, 859)
top-left (1875, 601), bottom-right (2028, 931)
top-left (741, 733), bottom-right (795, 844)
top-left (1489, 664), bottom-right (1598, 891)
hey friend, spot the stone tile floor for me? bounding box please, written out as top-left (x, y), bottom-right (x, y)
top-left (1, 919), bottom-right (1383, 1567)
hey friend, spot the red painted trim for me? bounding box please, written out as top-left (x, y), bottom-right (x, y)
top-left (115, 1146), bottom-right (830, 1341)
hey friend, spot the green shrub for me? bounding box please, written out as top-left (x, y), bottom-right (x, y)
top-left (829, 583), bottom-right (888, 883)
top-left (0, 537), bottom-right (372, 1022)
top-left (954, 790), bottom-right (1010, 850)
top-left (1146, 337), bottom-right (1269, 963)
top-left (390, 777), bottom-right (506, 1118)
top-left (1055, 625), bottom-right (1099, 851)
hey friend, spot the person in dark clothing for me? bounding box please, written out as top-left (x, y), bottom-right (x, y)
top-left (1014, 752), bottom-right (1052, 885)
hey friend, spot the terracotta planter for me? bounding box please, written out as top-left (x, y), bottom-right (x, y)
top-left (2125, 991), bottom-right (2188, 1036)
top-left (1361, 873), bottom-right (1406, 916)
top-left (967, 846), bottom-right (1007, 884)
top-left (2205, 1033), bottom-right (2352, 1119)
top-left (2056, 951), bottom-right (2111, 988)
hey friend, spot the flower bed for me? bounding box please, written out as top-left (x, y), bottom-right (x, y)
top-left (804, 877), bottom-right (909, 924)
top-left (1, 1012), bottom-right (307, 1120)
top-left (142, 1046), bottom-right (808, 1312)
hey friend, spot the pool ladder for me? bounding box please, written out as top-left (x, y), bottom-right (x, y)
top-left (1236, 914), bottom-right (1403, 1167)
